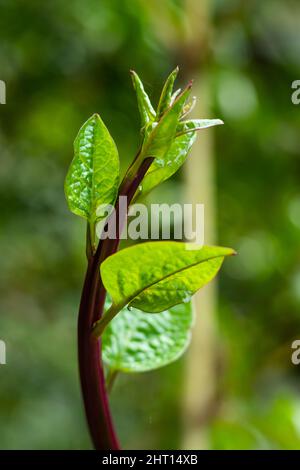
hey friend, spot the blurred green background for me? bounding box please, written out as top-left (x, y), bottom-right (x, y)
top-left (0, 0), bottom-right (300, 449)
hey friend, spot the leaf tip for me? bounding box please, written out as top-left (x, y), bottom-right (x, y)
top-left (91, 113), bottom-right (101, 124)
top-left (130, 70), bottom-right (138, 87)
top-left (225, 247), bottom-right (237, 257)
top-left (179, 81), bottom-right (193, 101)
top-left (171, 65), bottom-right (179, 77)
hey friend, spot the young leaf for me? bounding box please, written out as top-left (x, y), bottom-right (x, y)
top-left (139, 126), bottom-right (196, 197)
top-left (130, 71), bottom-right (156, 127)
top-left (156, 67), bottom-right (179, 119)
top-left (140, 84), bottom-right (192, 165)
top-left (138, 119), bottom-right (224, 198)
top-left (170, 88), bottom-right (182, 104)
top-left (64, 114), bottom-right (120, 225)
top-left (100, 242), bottom-right (235, 314)
top-left (102, 302), bottom-right (194, 373)
top-left (181, 96), bottom-right (197, 119)
top-left (176, 118), bottom-right (224, 136)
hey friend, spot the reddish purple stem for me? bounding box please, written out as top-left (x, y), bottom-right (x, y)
top-left (77, 157), bottom-right (154, 450)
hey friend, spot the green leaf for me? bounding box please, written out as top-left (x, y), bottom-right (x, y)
top-left (170, 88), bottom-right (182, 103)
top-left (139, 123), bottom-right (196, 197)
top-left (125, 83), bottom-right (192, 186)
top-left (140, 84), bottom-right (192, 165)
top-left (138, 119), bottom-right (224, 197)
top-left (64, 114), bottom-right (120, 224)
top-left (100, 242), bottom-right (235, 313)
top-left (156, 67), bottom-right (179, 119)
top-left (102, 302), bottom-right (194, 373)
top-left (130, 70), bottom-right (156, 127)
top-left (176, 118), bottom-right (224, 135)
top-left (181, 96), bottom-right (196, 119)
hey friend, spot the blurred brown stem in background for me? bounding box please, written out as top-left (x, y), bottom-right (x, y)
top-left (181, 0), bottom-right (219, 450)
top-left (144, 0), bottom-right (220, 449)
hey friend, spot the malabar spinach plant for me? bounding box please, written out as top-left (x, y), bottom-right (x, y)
top-left (64, 68), bottom-right (235, 450)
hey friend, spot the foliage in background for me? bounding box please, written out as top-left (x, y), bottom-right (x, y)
top-left (211, 0), bottom-right (300, 450)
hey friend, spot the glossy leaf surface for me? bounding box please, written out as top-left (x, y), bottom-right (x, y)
top-left (64, 114), bottom-right (119, 223)
top-left (102, 302), bottom-right (194, 373)
top-left (140, 119), bottom-right (223, 197)
top-left (100, 242), bottom-right (235, 313)
top-left (131, 71), bottom-right (156, 127)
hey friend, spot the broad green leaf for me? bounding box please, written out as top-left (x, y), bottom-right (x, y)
top-left (102, 302), bottom-right (194, 373)
top-left (64, 114), bottom-right (119, 224)
top-left (138, 119), bottom-right (223, 197)
top-left (156, 67), bottom-right (179, 119)
top-left (100, 242), bottom-right (235, 313)
top-left (130, 70), bottom-right (156, 127)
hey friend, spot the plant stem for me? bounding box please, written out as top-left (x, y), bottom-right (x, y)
top-left (106, 369), bottom-right (119, 394)
top-left (93, 304), bottom-right (120, 338)
top-left (78, 256), bottom-right (118, 450)
top-left (78, 156), bottom-right (154, 450)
